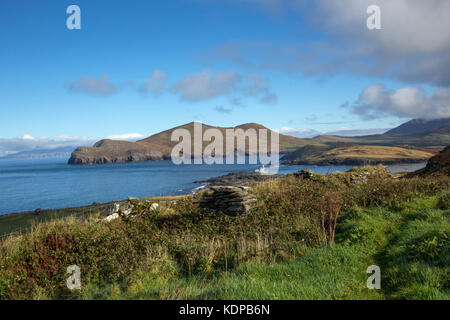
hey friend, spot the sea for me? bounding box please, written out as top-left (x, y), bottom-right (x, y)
top-left (0, 157), bottom-right (426, 215)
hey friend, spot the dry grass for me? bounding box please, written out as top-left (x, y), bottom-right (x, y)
top-left (323, 145), bottom-right (434, 160)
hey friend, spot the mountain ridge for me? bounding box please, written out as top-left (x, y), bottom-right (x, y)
top-left (68, 122), bottom-right (312, 165)
top-left (385, 118), bottom-right (450, 135)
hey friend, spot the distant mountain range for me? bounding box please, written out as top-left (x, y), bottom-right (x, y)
top-left (0, 147), bottom-right (75, 159)
top-left (277, 127), bottom-right (389, 138)
top-left (313, 118), bottom-right (450, 147)
top-left (385, 118), bottom-right (450, 135)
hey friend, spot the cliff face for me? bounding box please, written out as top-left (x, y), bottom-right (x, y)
top-left (68, 139), bottom-right (171, 164)
top-left (68, 122), bottom-right (309, 165)
top-left (411, 146), bottom-right (450, 177)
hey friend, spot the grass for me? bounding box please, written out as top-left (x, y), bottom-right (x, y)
top-left (68, 196), bottom-right (449, 300)
top-left (0, 195), bottom-right (186, 238)
top-left (283, 144), bottom-right (437, 165)
top-left (0, 166), bottom-right (448, 300)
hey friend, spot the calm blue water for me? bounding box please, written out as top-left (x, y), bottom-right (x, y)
top-left (0, 157), bottom-right (426, 215)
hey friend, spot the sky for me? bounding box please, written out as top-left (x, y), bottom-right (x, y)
top-left (0, 0), bottom-right (449, 155)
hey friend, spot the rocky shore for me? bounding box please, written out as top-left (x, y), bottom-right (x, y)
top-left (194, 172), bottom-right (281, 186)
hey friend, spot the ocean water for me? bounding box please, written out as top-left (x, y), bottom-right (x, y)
top-left (0, 157), bottom-right (426, 215)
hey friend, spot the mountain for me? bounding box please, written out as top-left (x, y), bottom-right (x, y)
top-left (276, 127), bottom-right (321, 138)
top-left (312, 118), bottom-right (450, 147)
top-left (278, 127), bottom-right (389, 138)
top-left (0, 147), bottom-right (75, 159)
top-left (68, 122), bottom-right (312, 165)
top-left (324, 128), bottom-right (389, 137)
top-left (385, 118), bottom-right (450, 135)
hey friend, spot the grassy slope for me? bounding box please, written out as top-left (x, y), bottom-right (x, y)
top-left (78, 196), bottom-right (449, 300)
top-left (283, 145), bottom-right (437, 165)
top-left (313, 133), bottom-right (450, 147)
top-left (322, 145), bottom-right (434, 161)
top-left (0, 169), bottom-right (448, 300)
top-left (0, 195), bottom-right (185, 238)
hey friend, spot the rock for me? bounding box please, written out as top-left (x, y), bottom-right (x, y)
top-left (128, 197), bottom-right (138, 201)
top-left (294, 169), bottom-right (315, 179)
top-left (410, 146), bottom-right (450, 177)
top-left (108, 203), bottom-right (121, 215)
top-left (345, 166), bottom-right (393, 184)
top-left (34, 208), bottom-right (42, 216)
top-left (104, 213), bottom-right (119, 222)
top-left (197, 186), bottom-right (257, 216)
top-left (104, 199), bottom-right (158, 222)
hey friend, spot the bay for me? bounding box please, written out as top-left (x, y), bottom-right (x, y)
top-left (0, 157), bottom-right (425, 215)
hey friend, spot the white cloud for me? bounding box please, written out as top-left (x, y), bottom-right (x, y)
top-left (20, 134), bottom-right (36, 140)
top-left (346, 84), bottom-right (450, 120)
top-left (173, 70), bottom-right (277, 104)
top-left (173, 70), bottom-right (241, 101)
top-left (314, 0), bottom-right (450, 55)
top-left (139, 70), bottom-right (168, 95)
top-left (205, 0), bottom-right (450, 87)
top-left (213, 105), bottom-right (233, 114)
top-left (242, 73), bottom-right (278, 104)
top-left (105, 133), bottom-right (146, 141)
top-left (0, 132), bottom-right (149, 157)
top-left (275, 127), bottom-right (321, 138)
top-left (0, 135), bottom-right (98, 157)
top-left (67, 74), bottom-right (117, 96)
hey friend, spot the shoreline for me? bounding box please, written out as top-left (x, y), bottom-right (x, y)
top-left (0, 161), bottom-right (427, 237)
top-left (0, 194), bottom-right (187, 238)
top-left (0, 161), bottom-right (426, 217)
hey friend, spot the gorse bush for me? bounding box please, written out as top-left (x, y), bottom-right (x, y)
top-left (0, 166), bottom-right (449, 299)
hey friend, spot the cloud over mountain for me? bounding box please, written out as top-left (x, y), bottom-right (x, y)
top-left (345, 85), bottom-right (450, 120)
top-left (205, 0), bottom-right (450, 87)
top-left (0, 135), bottom-right (97, 157)
top-left (0, 133), bottom-right (146, 157)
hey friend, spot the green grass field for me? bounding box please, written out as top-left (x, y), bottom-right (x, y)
top-left (75, 196), bottom-right (449, 300)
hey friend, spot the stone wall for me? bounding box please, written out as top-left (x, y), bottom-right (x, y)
top-left (197, 186), bottom-right (257, 216)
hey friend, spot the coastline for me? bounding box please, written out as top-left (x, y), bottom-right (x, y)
top-left (0, 161), bottom-right (427, 238)
top-left (282, 158), bottom-right (430, 166)
top-left (0, 194), bottom-right (187, 238)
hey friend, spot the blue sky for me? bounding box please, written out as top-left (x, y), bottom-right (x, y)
top-left (1, 0), bottom-right (449, 148)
